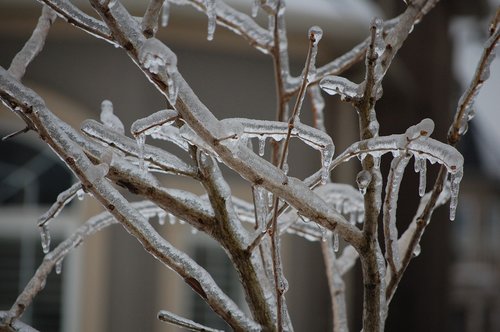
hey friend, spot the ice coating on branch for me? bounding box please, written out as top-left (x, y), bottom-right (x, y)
top-left (319, 75), bottom-right (361, 101)
top-left (449, 169), bottom-right (463, 221)
top-left (371, 17), bottom-right (386, 83)
top-left (138, 38), bottom-right (178, 103)
top-left (100, 100), bottom-right (125, 134)
top-left (131, 109), bottom-right (178, 136)
top-left (251, 0), bottom-right (259, 17)
top-left (206, 0), bottom-right (216, 41)
top-left (161, 0), bottom-right (170, 27)
top-left (150, 125), bottom-right (189, 151)
top-left (309, 85), bottom-right (326, 132)
top-left (414, 156), bottom-right (427, 197)
top-left (258, 135), bottom-right (266, 156)
top-left (356, 170), bottom-right (371, 195)
top-left (404, 118), bottom-right (435, 140)
top-left (77, 189), bottom-right (85, 200)
top-left (40, 225), bottom-right (51, 254)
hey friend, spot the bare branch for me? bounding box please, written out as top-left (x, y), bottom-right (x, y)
top-left (158, 310), bottom-right (224, 332)
top-left (8, 6), bottom-right (57, 80)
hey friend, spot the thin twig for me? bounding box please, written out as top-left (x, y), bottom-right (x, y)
top-left (1, 126), bottom-right (30, 141)
top-left (142, 0), bottom-right (164, 37)
top-left (8, 5), bottom-right (57, 80)
top-left (38, 182), bottom-right (83, 227)
top-left (158, 310), bottom-right (224, 332)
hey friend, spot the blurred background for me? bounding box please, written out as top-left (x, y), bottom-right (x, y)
top-left (0, 0), bottom-right (499, 331)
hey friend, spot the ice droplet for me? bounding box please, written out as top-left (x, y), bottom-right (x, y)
top-left (413, 243), bottom-right (421, 257)
top-left (320, 144), bottom-right (334, 184)
top-left (206, 0), bottom-right (216, 41)
top-left (251, 0), bottom-right (259, 17)
top-left (449, 169), bottom-right (463, 221)
top-left (356, 170), bottom-right (371, 195)
top-left (161, 0), bottom-right (170, 27)
top-left (136, 133), bottom-right (146, 170)
top-left (76, 189), bottom-right (85, 201)
top-left (333, 232), bottom-right (339, 252)
top-left (40, 225), bottom-right (51, 254)
top-left (100, 100), bottom-right (125, 135)
top-left (55, 260), bottom-right (62, 275)
top-left (278, 277), bottom-right (289, 293)
top-left (258, 136), bottom-right (266, 156)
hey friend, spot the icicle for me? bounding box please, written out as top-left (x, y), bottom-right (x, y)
top-left (320, 144), bottom-right (334, 184)
top-left (161, 0), bottom-right (170, 27)
top-left (449, 169), bottom-right (463, 221)
top-left (168, 214), bottom-right (175, 225)
top-left (251, 0), bottom-right (259, 17)
top-left (76, 189), bottom-right (85, 201)
top-left (414, 157), bottom-right (427, 197)
top-left (40, 225), bottom-right (51, 254)
top-left (158, 211), bottom-right (167, 225)
top-left (356, 170), bottom-right (371, 195)
top-left (206, 0), bottom-right (216, 41)
top-left (320, 227), bottom-right (327, 242)
top-left (372, 154), bottom-right (381, 169)
top-left (55, 259), bottom-right (63, 275)
top-left (191, 227), bottom-right (198, 234)
top-left (333, 232), bottom-right (339, 252)
top-left (136, 133), bottom-right (146, 170)
top-left (258, 136), bottom-right (266, 156)
top-left (412, 244), bottom-right (421, 257)
top-left (349, 211), bottom-right (357, 225)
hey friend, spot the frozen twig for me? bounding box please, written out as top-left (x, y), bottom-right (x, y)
top-left (448, 9), bottom-right (499, 145)
top-left (0, 311), bottom-right (39, 332)
top-left (142, 0), bottom-right (164, 37)
top-left (158, 310), bottom-right (224, 332)
top-left (1, 126), bottom-right (30, 141)
top-left (39, 0), bottom-right (113, 43)
top-left (37, 182), bottom-right (83, 227)
top-left (0, 69), bottom-right (258, 331)
top-left (8, 5), bottom-right (57, 80)
top-left (321, 236), bottom-right (349, 332)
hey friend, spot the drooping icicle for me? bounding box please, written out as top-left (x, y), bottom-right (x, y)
top-left (283, 162), bottom-right (289, 175)
top-left (158, 211), bottom-right (167, 225)
top-left (40, 225), bottom-right (51, 254)
top-left (449, 169), bottom-right (463, 221)
top-left (136, 133), bottom-right (146, 170)
top-left (161, 0), bottom-right (170, 27)
top-left (320, 144), bottom-right (334, 184)
top-left (258, 136), bottom-right (266, 156)
top-left (333, 232), bottom-right (339, 252)
top-left (414, 156), bottom-right (427, 197)
top-left (206, 0), bottom-right (216, 41)
top-left (55, 259), bottom-right (63, 275)
top-left (412, 243), bottom-right (421, 257)
top-left (356, 170), bottom-right (372, 195)
top-left (251, 0), bottom-right (259, 17)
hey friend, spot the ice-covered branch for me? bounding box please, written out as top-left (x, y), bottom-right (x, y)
top-left (321, 236), bottom-right (348, 332)
top-left (141, 0), bottom-right (164, 37)
top-left (37, 182), bottom-right (83, 227)
top-left (8, 5), bottom-right (57, 81)
top-left (0, 311), bottom-right (38, 332)
top-left (382, 156), bottom-right (410, 275)
top-left (86, 0), bottom-right (363, 250)
top-left (170, 0), bottom-right (272, 51)
top-left (158, 310), bottom-right (224, 332)
top-left (0, 69), bottom-right (258, 331)
top-left (38, 0), bottom-right (114, 43)
top-left (81, 119), bottom-right (196, 177)
top-left (448, 11), bottom-right (499, 145)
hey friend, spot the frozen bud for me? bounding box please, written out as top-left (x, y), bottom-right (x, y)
top-left (138, 38), bottom-right (177, 75)
top-left (356, 170), bottom-right (372, 195)
top-left (309, 25), bottom-right (323, 45)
